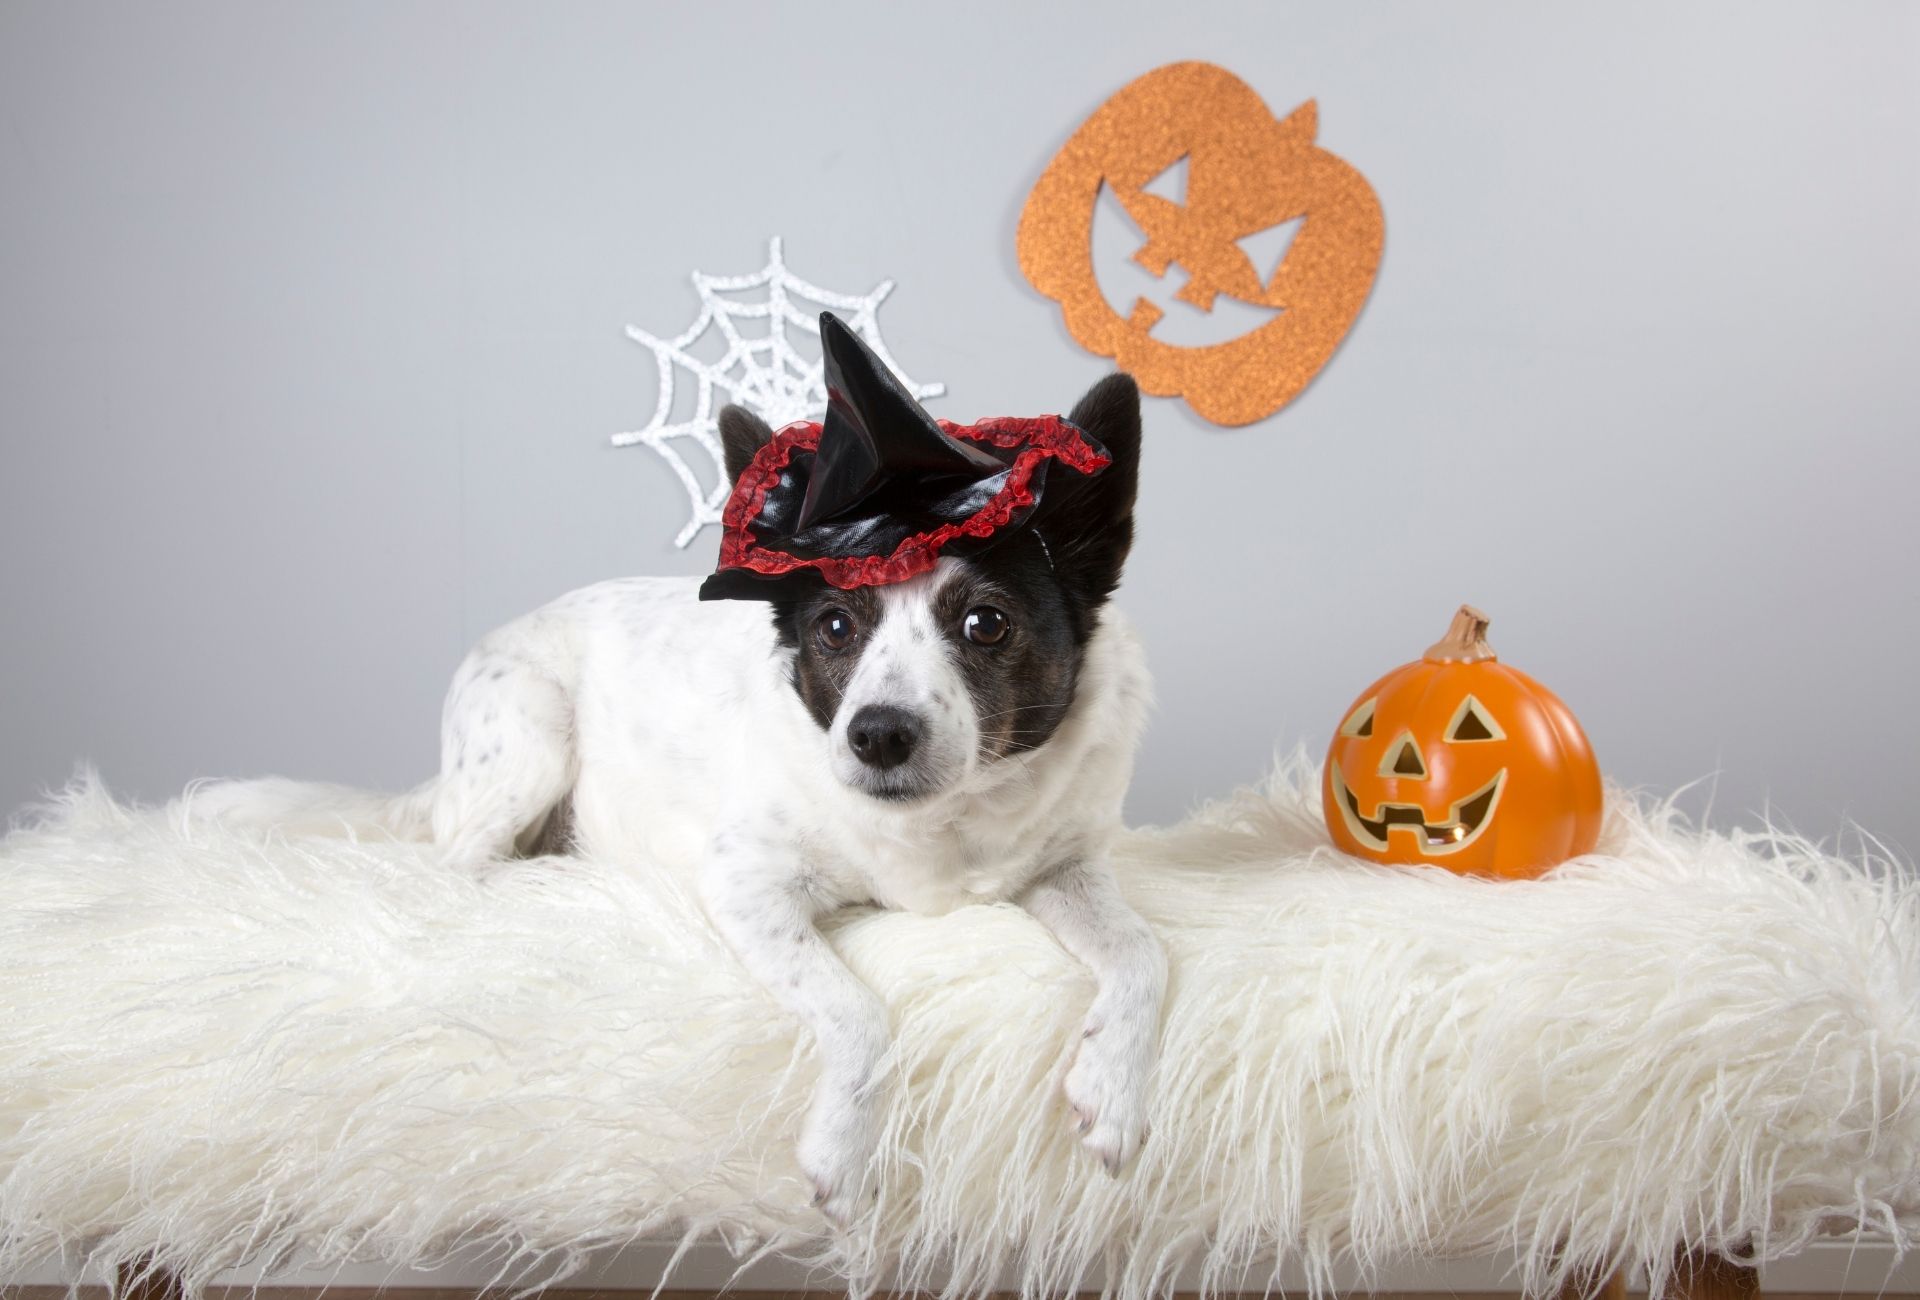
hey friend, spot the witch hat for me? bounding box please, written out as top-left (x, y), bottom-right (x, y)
top-left (700, 312), bottom-right (1111, 602)
top-left (797, 313), bottom-right (1002, 530)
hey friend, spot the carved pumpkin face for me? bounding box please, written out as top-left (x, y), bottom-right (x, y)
top-left (1017, 61), bottom-right (1384, 427)
top-left (1322, 607), bottom-right (1603, 880)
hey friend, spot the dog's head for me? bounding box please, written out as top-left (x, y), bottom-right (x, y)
top-left (718, 374), bottom-right (1141, 804)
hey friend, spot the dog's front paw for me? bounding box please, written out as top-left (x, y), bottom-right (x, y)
top-left (797, 1083), bottom-right (881, 1225)
top-left (1063, 1018), bottom-right (1153, 1175)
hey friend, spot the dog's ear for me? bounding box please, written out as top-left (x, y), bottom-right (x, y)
top-left (718, 405), bottom-right (776, 485)
top-left (1039, 373), bottom-right (1141, 609)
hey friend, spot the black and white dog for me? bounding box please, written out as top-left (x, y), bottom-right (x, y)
top-left (202, 372), bottom-right (1163, 1223)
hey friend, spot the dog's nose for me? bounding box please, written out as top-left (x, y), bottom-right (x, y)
top-left (847, 705), bottom-right (922, 771)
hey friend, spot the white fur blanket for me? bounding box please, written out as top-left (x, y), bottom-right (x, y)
top-left (2, 759), bottom-right (1917, 1299)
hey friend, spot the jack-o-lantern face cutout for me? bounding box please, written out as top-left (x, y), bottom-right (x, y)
top-left (1018, 61), bottom-right (1384, 427)
top-left (1322, 607), bottom-right (1604, 881)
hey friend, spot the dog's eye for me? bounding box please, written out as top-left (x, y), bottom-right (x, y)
top-left (962, 606), bottom-right (1010, 646)
top-left (816, 609), bottom-right (858, 651)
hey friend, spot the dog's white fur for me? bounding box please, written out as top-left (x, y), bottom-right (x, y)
top-left (197, 564), bottom-right (1162, 1222)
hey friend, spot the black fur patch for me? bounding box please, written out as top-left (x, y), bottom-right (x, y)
top-left (718, 405), bottom-right (775, 485)
top-left (933, 538), bottom-right (1083, 758)
top-left (1034, 373), bottom-right (1142, 641)
top-left (775, 586), bottom-right (883, 732)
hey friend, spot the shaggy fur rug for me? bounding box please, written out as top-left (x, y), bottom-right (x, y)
top-left (2, 758), bottom-right (1917, 1299)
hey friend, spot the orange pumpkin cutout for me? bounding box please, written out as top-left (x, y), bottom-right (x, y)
top-left (1017, 61), bottom-right (1384, 427)
top-left (1322, 606), bottom-right (1602, 880)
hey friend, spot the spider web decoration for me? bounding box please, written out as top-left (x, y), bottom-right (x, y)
top-left (614, 237), bottom-right (946, 547)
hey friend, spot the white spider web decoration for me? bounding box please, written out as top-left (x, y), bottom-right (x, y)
top-left (614, 237), bottom-right (946, 547)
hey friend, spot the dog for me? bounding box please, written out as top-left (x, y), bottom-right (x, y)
top-left (197, 370), bottom-right (1164, 1224)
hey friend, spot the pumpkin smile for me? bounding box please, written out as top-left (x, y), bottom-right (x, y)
top-left (1331, 763), bottom-right (1506, 856)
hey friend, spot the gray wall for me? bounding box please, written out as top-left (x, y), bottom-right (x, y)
top-left (3, 2), bottom-right (1916, 855)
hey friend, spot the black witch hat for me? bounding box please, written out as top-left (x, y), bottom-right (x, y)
top-left (699, 313), bottom-right (1111, 602)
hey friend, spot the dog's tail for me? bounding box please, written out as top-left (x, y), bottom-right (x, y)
top-left (182, 776), bottom-right (438, 842)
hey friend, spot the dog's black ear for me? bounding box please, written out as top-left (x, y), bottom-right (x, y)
top-left (1040, 373), bottom-right (1141, 610)
top-left (718, 405), bottom-right (776, 485)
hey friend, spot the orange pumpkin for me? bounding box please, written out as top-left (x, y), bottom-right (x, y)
top-left (1322, 606), bottom-right (1602, 880)
top-left (1016, 61), bottom-right (1384, 427)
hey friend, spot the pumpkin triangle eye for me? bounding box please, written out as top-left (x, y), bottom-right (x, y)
top-left (1446, 695), bottom-right (1504, 743)
top-left (1139, 155), bottom-right (1188, 205)
top-left (1340, 698), bottom-right (1376, 738)
top-left (1237, 217), bottom-right (1304, 288)
top-left (1389, 738), bottom-right (1426, 777)
top-left (1453, 710), bottom-right (1494, 741)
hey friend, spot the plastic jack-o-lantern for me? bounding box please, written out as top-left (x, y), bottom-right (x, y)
top-left (1017, 61), bottom-right (1384, 427)
top-left (1322, 606), bottom-right (1602, 880)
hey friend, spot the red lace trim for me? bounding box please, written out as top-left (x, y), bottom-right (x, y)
top-left (716, 415), bottom-right (1109, 590)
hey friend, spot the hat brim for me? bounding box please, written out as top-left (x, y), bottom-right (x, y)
top-left (700, 415), bottom-right (1109, 602)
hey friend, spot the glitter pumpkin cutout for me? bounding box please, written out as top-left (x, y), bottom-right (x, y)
top-left (1018, 62), bottom-right (1384, 427)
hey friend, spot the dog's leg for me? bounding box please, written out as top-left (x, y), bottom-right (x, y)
top-left (701, 857), bottom-right (888, 1225)
top-left (431, 651), bottom-right (578, 868)
top-left (1021, 860), bottom-right (1167, 1174)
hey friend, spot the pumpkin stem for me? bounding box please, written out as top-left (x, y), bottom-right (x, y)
top-left (1424, 605), bottom-right (1497, 664)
